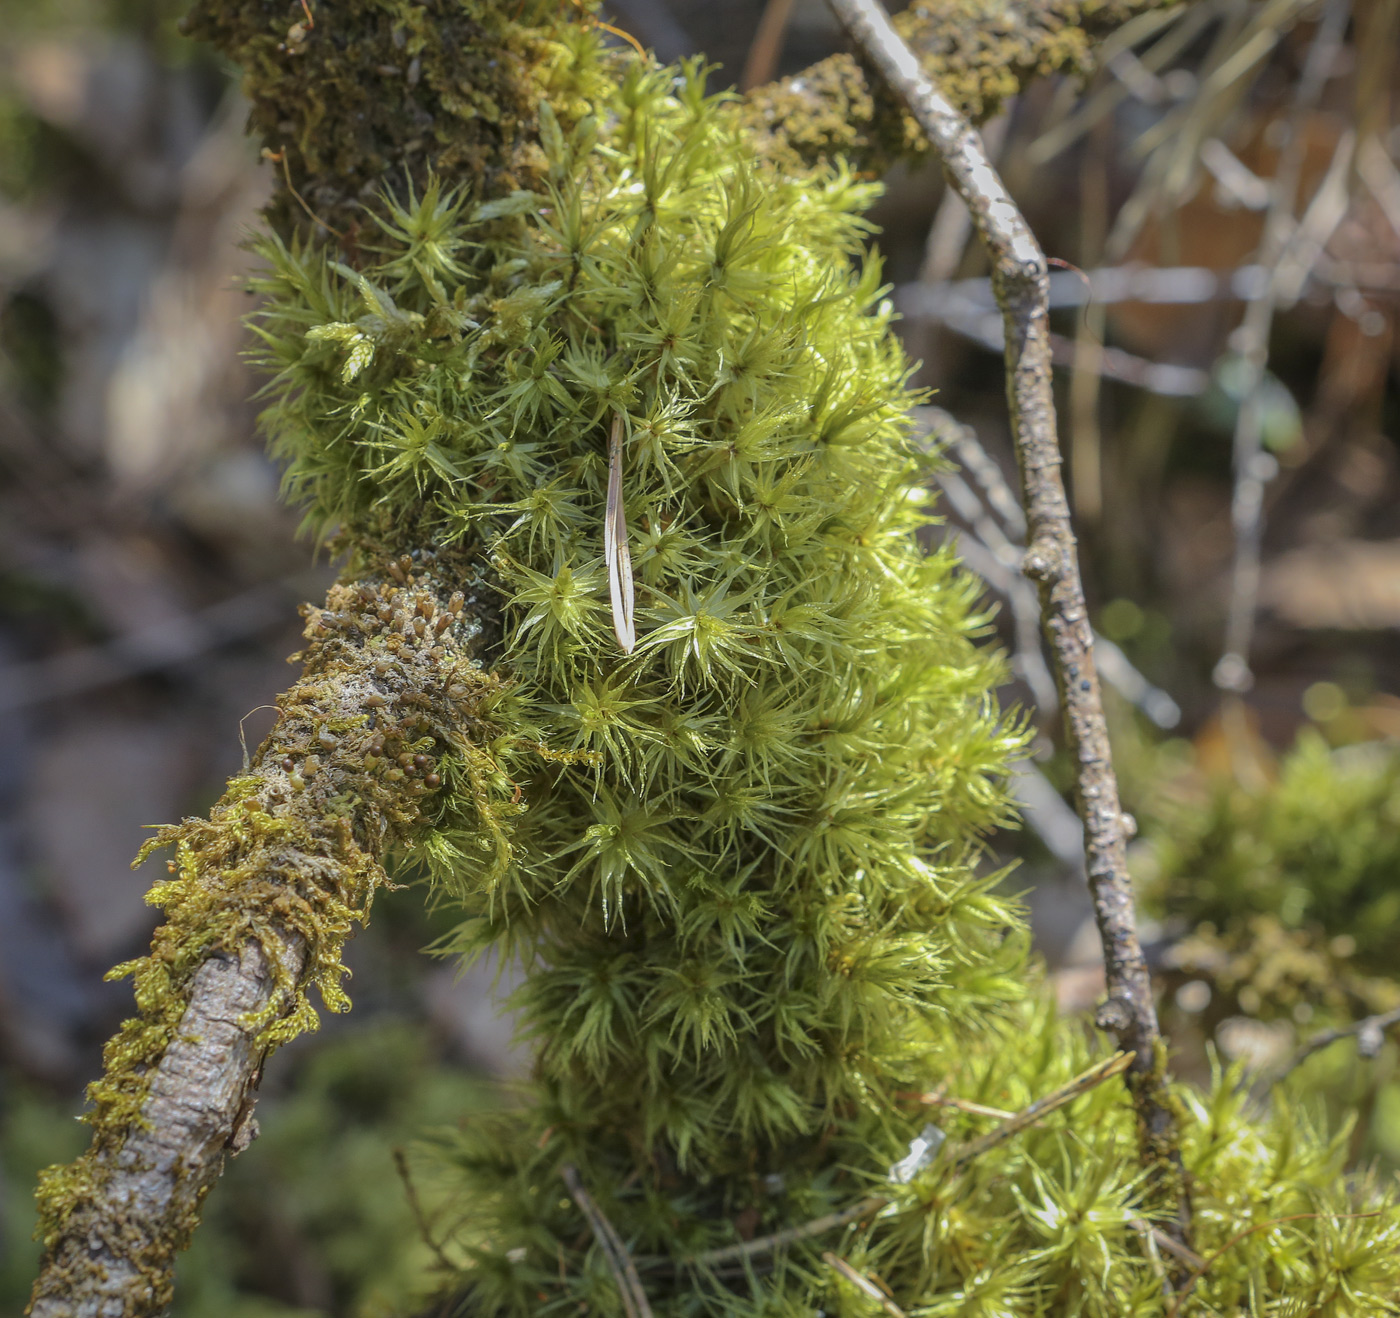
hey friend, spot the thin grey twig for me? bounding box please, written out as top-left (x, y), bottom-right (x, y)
top-left (1272, 1005), bottom-right (1400, 1084)
top-left (948, 1051), bottom-right (1134, 1168)
top-left (561, 1164), bottom-right (654, 1318)
top-left (924, 406), bottom-right (1026, 539)
top-left (394, 1147), bottom-right (455, 1272)
top-left (637, 1196), bottom-right (890, 1274)
top-left (914, 409), bottom-right (1180, 729)
top-left (0, 569), bottom-right (332, 714)
top-left (899, 283), bottom-right (1212, 397)
top-left (827, 0), bottom-right (1191, 1255)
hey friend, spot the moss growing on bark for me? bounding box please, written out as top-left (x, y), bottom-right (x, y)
top-left (30, 2), bottom-right (1400, 1314)
top-left (235, 48), bottom-right (1400, 1318)
top-left (29, 548), bottom-right (518, 1312)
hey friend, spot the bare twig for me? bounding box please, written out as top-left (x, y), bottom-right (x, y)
top-left (394, 1147), bottom-right (456, 1272)
top-left (827, 0), bottom-right (1191, 1254)
top-left (823, 1253), bottom-right (908, 1316)
top-left (0, 569), bottom-right (332, 714)
top-left (920, 113), bottom-right (1012, 285)
top-left (1272, 1005), bottom-right (1400, 1084)
top-left (915, 408), bottom-right (1180, 730)
top-left (900, 282), bottom-right (1212, 396)
top-left (925, 406), bottom-right (1026, 539)
top-left (561, 1164), bottom-right (654, 1318)
top-left (948, 1052), bottom-right (1134, 1168)
top-left (637, 1196), bottom-right (891, 1274)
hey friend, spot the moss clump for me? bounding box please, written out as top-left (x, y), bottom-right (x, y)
top-left (1146, 732), bottom-right (1400, 979)
top-left (239, 45), bottom-right (1400, 1316)
top-left (1143, 733), bottom-right (1400, 1168)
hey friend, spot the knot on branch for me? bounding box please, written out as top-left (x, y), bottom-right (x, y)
top-left (1095, 994), bottom-right (1134, 1038)
top-left (1020, 538), bottom-right (1061, 583)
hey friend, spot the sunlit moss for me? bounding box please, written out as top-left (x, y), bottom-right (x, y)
top-left (236, 44), bottom-right (1400, 1317)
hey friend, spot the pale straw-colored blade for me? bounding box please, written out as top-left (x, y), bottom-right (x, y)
top-left (605, 412), bottom-right (636, 653)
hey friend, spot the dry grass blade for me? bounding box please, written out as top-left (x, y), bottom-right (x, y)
top-left (823, 1253), bottom-right (908, 1316)
top-left (561, 1164), bottom-right (654, 1317)
top-left (605, 411), bottom-right (637, 654)
top-left (951, 1052), bottom-right (1135, 1168)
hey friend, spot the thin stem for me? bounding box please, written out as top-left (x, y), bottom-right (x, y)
top-left (394, 1148), bottom-right (456, 1273)
top-left (561, 1165), bottom-right (655, 1318)
top-left (647, 1052), bottom-right (1142, 1279)
top-left (949, 1052), bottom-right (1134, 1168)
top-left (1272, 1004), bottom-right (1400, 1084)
top-left (740, 0), bottom-right (798, 91)
top-left (826, 0), bottom-right (1191, 1257)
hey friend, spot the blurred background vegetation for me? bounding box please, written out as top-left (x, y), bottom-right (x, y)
top-left (1, 0), bottom-right (1398, 1312)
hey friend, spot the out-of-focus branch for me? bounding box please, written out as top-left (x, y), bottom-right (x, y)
top-left (742, 0), bottom-right (1190, 177)
top-left (829, 0), bottom-right (1191, 1257)
top-left (1273, 1004), bottom-right (1400, 1084)
top-left (1213, 0), bottom-right (1350, 732)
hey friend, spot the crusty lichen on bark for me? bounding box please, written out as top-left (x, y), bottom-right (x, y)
top-left (739, 0), bottom-right (1181, 176)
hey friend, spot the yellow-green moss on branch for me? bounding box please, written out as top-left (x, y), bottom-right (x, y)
top-left (739, 0), bottom-right (1186, 176)
top-left (181, 0), bottom-right (610, 243)
top-left (28, 549), bottom-right (511, 1318)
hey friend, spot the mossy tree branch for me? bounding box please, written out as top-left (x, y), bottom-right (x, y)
top-left (740, 0), bottom-right (1189, 176)
top-left (28, 0), bottom-right (1205, 1311)
top-left (28, 552), bottom-right (504, 1316)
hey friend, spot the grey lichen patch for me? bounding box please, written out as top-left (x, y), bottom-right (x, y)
top-left (28, 546), bottom-right (524, 1316)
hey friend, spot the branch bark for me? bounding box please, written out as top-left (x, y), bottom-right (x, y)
top-left (825, 0), bottom-right (1191, 1257)
top-left (29, 550), bottom-right (502, 1316)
